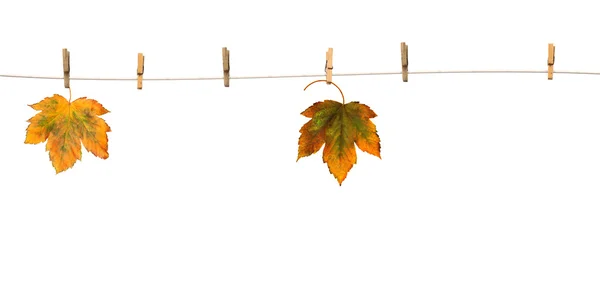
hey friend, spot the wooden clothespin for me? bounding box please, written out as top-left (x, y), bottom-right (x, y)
top-left (547, 43), bottom-right (555, 80)
top-left (62, 48), bottom-right (70, 88)
top-left (325, 48), bottom-right (333, 84)
top-left (222, 47), bottom-right (230, 87)
top-left (137, 53), bottom-right (144, 89)
top-left (401, 42), bottom-right (409, 82)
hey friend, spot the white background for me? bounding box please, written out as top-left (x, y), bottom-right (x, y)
top-left (1, 0), bottom-right (600, 281)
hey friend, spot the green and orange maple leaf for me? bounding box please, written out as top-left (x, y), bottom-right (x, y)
top-left (25, 94), bottom-right (111, 174)
top-left (297, 99), bottom-right (381, 185)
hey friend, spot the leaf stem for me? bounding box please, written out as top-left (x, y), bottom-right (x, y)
top-left (303, 80), bottom-right (346, 104)
top-left (68, 87), bottom-right (72, 103)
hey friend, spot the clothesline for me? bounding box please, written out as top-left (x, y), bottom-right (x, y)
top-left (2, 70), bottom-right (600, 81)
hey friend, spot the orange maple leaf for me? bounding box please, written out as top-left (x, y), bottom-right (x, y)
top-left (24, 94), bottom-right (111, 174)
top-left (297, 99), bottom-right (381, 185)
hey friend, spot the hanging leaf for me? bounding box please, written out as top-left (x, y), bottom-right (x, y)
top-left (25, 94), bottom-right (111, 174)
top-left (297, 99), bottom-right (381, 185)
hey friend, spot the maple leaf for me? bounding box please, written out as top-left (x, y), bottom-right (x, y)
top-left (297, 99), bottom-right (381, 185)
top-left (24, 94), bottom-right (111, 174)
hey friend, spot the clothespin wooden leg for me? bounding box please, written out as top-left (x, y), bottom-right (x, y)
top-left (62, 48), bottom-right (70, 88)
top-left (325, 48), bottom-right (333, 84)
top-left (548, 43), bottom-right (555, 80)
top-left (401, 42), bottom-right (409, 82)
top-left (222, 47), bottom-right (230, 87)
top-left (137, 53), bottom-right (144, 89)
